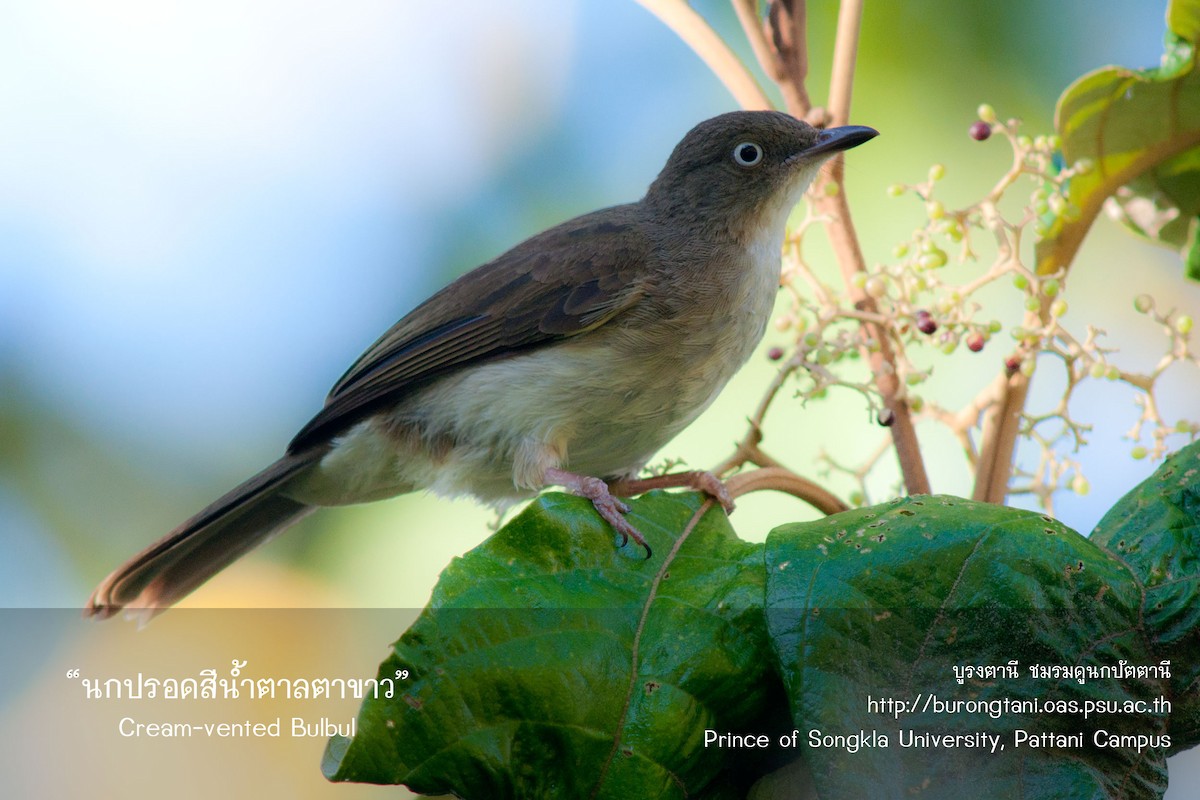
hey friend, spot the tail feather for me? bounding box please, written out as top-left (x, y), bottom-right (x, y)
top-left (86, 451), bottom-right (322, 620)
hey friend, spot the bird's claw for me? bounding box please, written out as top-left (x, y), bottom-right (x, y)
top-left (553, 472), bottom-right (652, 558)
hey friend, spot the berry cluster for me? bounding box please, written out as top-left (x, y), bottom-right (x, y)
top-left (761, 104), bottom-right (1198, 510)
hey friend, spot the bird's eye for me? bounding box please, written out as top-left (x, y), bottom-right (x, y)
top-left (732, 141), bottom-right (763, 167)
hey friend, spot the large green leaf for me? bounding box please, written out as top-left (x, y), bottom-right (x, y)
top-left (322, 491), bottom-right (779, 799)
top-left (764, 497), bottom-right (1175, 799)
top-left (1091, 440), bottom-right (1200, 750)
top-left (1038, 0), bottom-right (1200, 277)
top-left (326, 448), bottom-right (1200, 798)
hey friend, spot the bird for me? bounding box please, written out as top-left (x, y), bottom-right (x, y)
top-left (86, 110), bottom-right (877, 619)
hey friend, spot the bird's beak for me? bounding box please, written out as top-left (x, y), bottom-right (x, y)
top-left (793, 125), bottom-right (879, 161)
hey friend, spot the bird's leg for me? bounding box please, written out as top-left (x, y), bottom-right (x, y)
top-left (543, 467), bottom-right (651, 558)
top-left (606, 471), bottom-right (735, 514)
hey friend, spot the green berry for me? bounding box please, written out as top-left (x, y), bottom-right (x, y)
top-left (1089, 362), bottom-right (1106, 379)
top-left (1175, 420), bottom-right (1192, 433)
top-left (1134, 294), bottom-right (1153, 314)
top-left (1050, 299), bottom-right (1068, 318)
top-left (1131, 446), bottom-right (1148, 460)
top-left (1013, 274), bottom-right (1029, 290)
top-left (929, 163), bottom-right (946, 182)
top-left (1105, 365), bottom-right (1120, 381)
top-left (1041, 278), bottom-right (1060, 297)
top-left (1025, 296), bottom-right (1041, 312)
top-left (988, 320), bottom-right (1003, 333)
top-left (864, 275), bottom-right (887, 298)
top-left (977, 104), bottom-right (997, 124)
top-left (926, 200), bottom-right (945, 220)
top-left (1071, 475), bottom-right (1090, 495)
top-left (893, 243), bottom-right (910, 259)
top-left (919, 249), bottom-right (948, 270)
top-left (908, 395), bottom-right (925, 413)
top-left (1177, 314), bottom-right (1194, 335)
top-left (887, 183), bottom-right (905, 197)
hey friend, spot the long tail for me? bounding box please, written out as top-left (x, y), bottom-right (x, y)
top-left (86, 450), bottom-right (323, 620)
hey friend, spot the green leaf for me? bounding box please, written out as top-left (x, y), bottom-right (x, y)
top-left (322, 451), bottom-right (1200, 797)
top-left (1091, 440), bottom-right (1200, 751)
top-left (1038, 0), bottom-right (1200, 277)
top-left (764, 496), bottom-right (1172, 800)
top-left (323, 491), bottom-right (779, 799)
top-left (1170, 0), bottom-right (1200, 45)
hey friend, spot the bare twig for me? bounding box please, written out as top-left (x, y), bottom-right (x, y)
top-left (635, 0), bottom-right (773, 109)
top-left (775, 0), bottom-right (930, 494)
top-left (731, 0), bottom-right (812, 116)
top-left (826, 0), bottom-right (862, 126)
top-left (807, 0), bottom-right (931, 495)
top-left (726, 466), bottom-right (849, 514)
top-left (971, 369), bottom-right (1030, 502)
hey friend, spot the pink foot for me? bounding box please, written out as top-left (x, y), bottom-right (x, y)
top-left (544, 468), bottom-right (652, 558)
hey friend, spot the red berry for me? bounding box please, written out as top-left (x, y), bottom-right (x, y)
top-left (767, 346), bottom-right (785, 361)
top-left (1004, 356), bottom-right (1021, 376)
top-left (967, 333), bottom-right (985, 352)
top-left (915, 311), bottom-right (938, 335)
top-left (877, 408), bottom-right (896, 427)
top-left (970, 121), bottom-right (992, 141)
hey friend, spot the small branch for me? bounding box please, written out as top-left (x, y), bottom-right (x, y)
top-left (726, 466), bottom-right (849, 515)
top-left (971, 370), bottom-right (1030, 503)
top-left (826, 0), bottom-right (863, 126)
top-left (635, 0), bottom-right (773, 110)
top-left (766, 0), bottom-right (813, 116)
top-left (817, 185), bottom-right (932, 495)
top-left (731, 0), bottom-right (778, 82)
top-left (729, 0), bottom-right (933, 496)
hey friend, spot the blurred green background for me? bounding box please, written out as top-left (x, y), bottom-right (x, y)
top-left (2, 1), bottom-right (1198, 797)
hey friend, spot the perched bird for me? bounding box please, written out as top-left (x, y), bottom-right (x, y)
top-left (87, 110), bottom-right (877, 619)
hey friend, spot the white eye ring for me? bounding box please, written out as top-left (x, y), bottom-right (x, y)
top-left (732, 141), bottom-right (763, 167)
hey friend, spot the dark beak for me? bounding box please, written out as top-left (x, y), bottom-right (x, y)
top-left (800, 125), bottom-right (879, 159)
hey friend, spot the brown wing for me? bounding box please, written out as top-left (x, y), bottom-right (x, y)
top-left (287, 206), bottom-right (653, 452)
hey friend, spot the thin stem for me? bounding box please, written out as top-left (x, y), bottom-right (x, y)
top-left (826, 0), bottom-right (863, 125)
top-left (635, 0), bottom-right (773, 110)
top-left (731, 0), bottom-right (778, 81)
top-left (726, 466), bottom-right (849, 514)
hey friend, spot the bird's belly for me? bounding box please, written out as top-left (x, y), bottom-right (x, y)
top-left (289, 313), bottom-right (767, 508)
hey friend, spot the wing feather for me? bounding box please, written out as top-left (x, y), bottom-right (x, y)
top-left (287, 206), bottom-right (653, 451)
